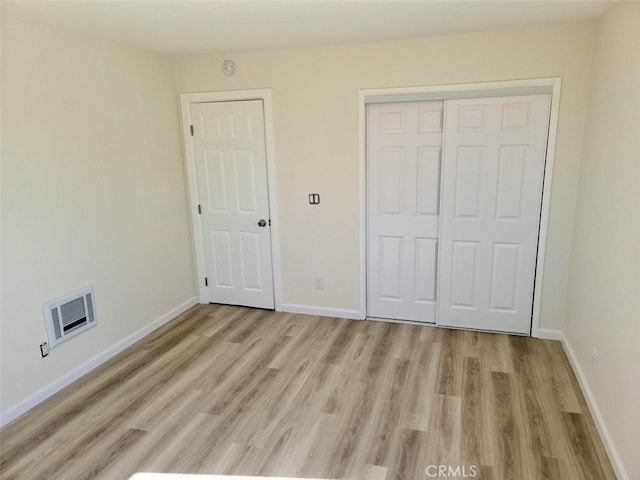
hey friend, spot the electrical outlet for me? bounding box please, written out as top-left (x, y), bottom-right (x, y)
top-left (592, 348), bottom-right (599, 372)
top-left (40, 342), bottom-right (49, 358)
top-left (314, 277), bottom-right (324, 290)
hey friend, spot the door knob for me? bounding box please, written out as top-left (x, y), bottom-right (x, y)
top-left (258, 219), bottom-right (267, 227)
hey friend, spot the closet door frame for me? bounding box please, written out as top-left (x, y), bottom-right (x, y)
top-left (358, 77), bottom-right (562, 338)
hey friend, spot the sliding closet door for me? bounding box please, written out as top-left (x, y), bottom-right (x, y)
top-left (438, 94), bottom-right (551, 334)
top-left (367, 101), bottom-right (443, 323)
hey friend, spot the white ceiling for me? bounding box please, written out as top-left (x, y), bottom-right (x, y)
top-left (1, 0), bottom-right (616, 54)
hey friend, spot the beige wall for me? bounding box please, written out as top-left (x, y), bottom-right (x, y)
top-left (174, 22), bottom-right (595, 329)
top-left (564, 4), bottom-right (640, 479)
top-left (0, 18), bottom-right (195, 413)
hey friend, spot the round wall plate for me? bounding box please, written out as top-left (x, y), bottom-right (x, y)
top-left (222, 59), bottom-right (236, 77)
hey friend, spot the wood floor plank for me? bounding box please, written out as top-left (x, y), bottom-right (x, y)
top-left (510, 339), bottom-right (556, 458)
top-left (435, 328), bottom-right (463, 396)
top-left (400, 339), bottom-right (440, 432)
top-left (206, 335), bottom-right (290, 416)
top-left (424, 393), bottom-right (462, 468)
top-left (462, 356), bottom-right (482, 465)
top-left (481, 332), bottom-right (515, 374)
top-left (490, 371), bottom-right (524, 480)
top-left (562, 411), bottom-right (616, 480)
top-left (367, 359), bottom-right (410, 467)
top-left (0, 305), bottom-right (616, 480)
top-left (387, 428), bottom-right (424, 480)
top-left (252, 362), bottom-right (341, 475)
top-left (362, 463), bottom-right (388, 480)
top-left (55, 427), bottom-right (147, 480)
top-left (101, 390), bottom-right (206, 479)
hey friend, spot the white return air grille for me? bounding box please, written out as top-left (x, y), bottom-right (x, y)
top-left (43, 286), bottom-right (96, 348)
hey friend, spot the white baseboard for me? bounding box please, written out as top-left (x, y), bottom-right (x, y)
top-left (281, 303), bottom-right (362, 320)
top-left (561, 335), bottom-right (629, 480)
top-left (0, 296), bottom-right (198, 428)
top-left (535, 328), bottom-right (563, 340)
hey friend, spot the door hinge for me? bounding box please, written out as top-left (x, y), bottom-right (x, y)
top-left (268, 219), bottom-right (271, 226)
top-left (198, 204), bottom-right (202, 215)
top-left (190, 125), bottom-right (194, 136)
top-left (204, 277), bottom-right (208, 287)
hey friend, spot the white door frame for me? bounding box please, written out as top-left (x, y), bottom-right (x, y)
top-left (358, 78), bottom-right (562, 337)
top-left (180, 89), bottom-right (282, 311)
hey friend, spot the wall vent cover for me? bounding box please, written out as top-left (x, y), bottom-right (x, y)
top-left (43, 285), bottom-right (97, 348)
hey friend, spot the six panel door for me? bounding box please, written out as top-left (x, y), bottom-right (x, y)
top-left (437, 94), bottom-right (551, 334)
top-left (367, 101), bottom-right (444, 323)
top-left (190, 100), bottom-right (275, 309)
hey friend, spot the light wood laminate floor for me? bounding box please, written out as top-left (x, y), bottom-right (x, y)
top-left (0, 305), bottom-right (615, 480)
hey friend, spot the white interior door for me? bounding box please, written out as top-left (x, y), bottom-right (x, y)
top-left (438, 94), bottom-right (551, 334)
top-left (190, 100), bottom-right (274, 309)
top-left (367, 101), bottom-right (443, 323)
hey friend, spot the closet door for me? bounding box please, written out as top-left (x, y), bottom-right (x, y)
top-left (438, 94), bottom-right (551, 334)
top-left (367, 101), bottom-right (443, 323)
